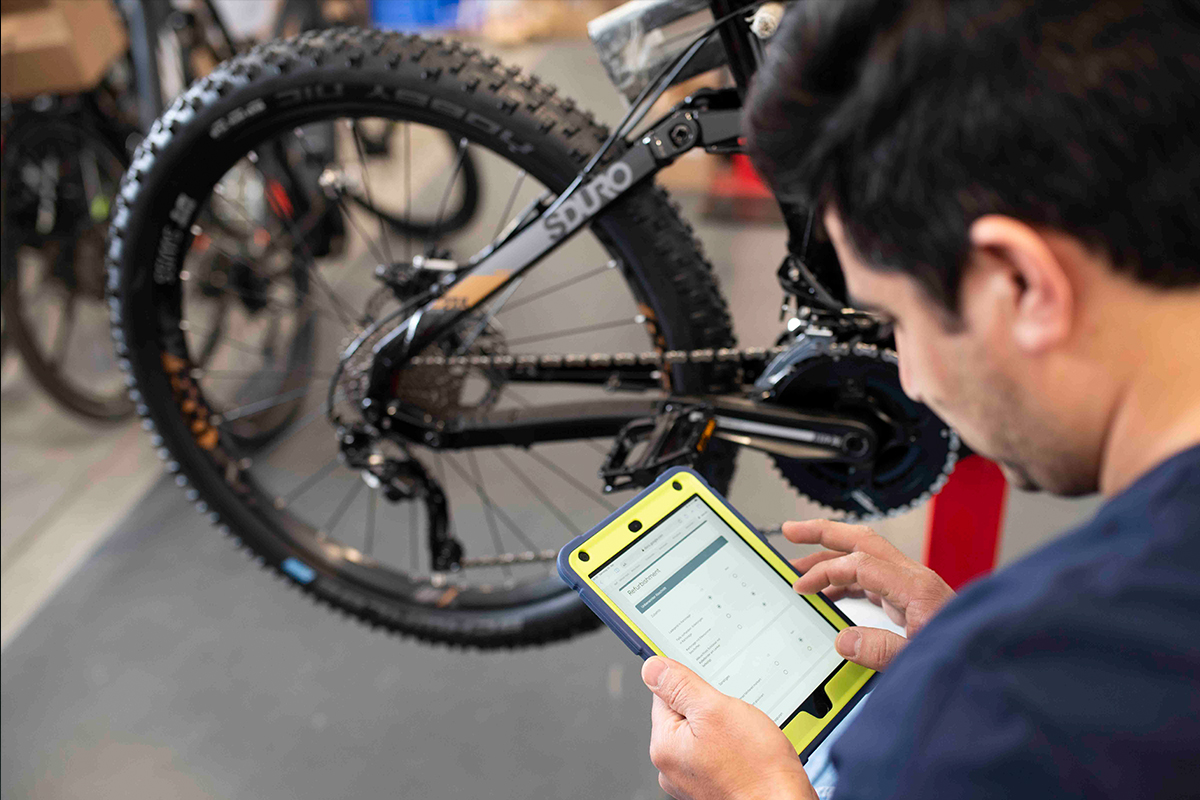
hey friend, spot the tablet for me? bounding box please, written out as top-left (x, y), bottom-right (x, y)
top-left (557, 467), bottom-right (875, 761)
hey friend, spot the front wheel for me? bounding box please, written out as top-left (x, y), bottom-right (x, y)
top-left (108, 29), bottom-right (736, 647)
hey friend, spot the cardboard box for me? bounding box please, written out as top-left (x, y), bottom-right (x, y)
top-left (1, 0), bottom-right (126, 100)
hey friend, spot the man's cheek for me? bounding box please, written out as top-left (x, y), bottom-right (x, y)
top-left (898, 335), bottom-right (946, 406)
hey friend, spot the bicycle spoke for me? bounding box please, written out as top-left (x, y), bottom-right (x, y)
top-left (506, 317), bottom-right (640, 347)
top-left (186, 296), bottom-right (228, 366)
top-left (324, 478), bottom-right (364, 535)
top-left (216, 385), bottom-right (312, 423)
top-left (349, 120), bottom-right (394, 265)
top-left (364, 486), bottom-right (378, 557)
top-left (193, 279), bottom-right (339, 326)
top-left (491, 169), bottom-right (528, 242)
top-left (427, 136), bottom-right (469, 246)
top-left (199, 369), bottom-right (335, 380)
top-left (403, 121), bottom-right (412, 261)
top-left (498, 262), bottom-right (614, 315)
top-left (446, 451), bottom-right (545, 561)
top-left (493, 449), bottom-right (581, 536)
top-left (246, 391), bottom-right (342, 463)
top-left (329, 188), bottom-right (390, 266)
top-left (449, 452), bottom-right (510, 578)
top-left (524, 447), bottom-right (617, 512)
top-left (192, 228), bottom-right (292, 272)
top-left (408, 500), bottom-right (417, 569)
top-left (223, 149), bottom-right (358, 331)
top-left (199, 334), bottom-right (269, 360)
top-left (49, 294), bottom-right (77, 368)
top-left (453, 279), bottom-right (524, 355)
top-left (211, 178), bottom-right (358, 331)
top-left (584, 438), bottom-right (613, 456)
top-left (279, 456), bottom-right (341, 506)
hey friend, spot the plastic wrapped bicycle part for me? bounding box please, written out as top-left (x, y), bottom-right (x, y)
top-left (588, 0), bottom-right (729, 103)
top-left (748, 2), bottom-right (785, 39)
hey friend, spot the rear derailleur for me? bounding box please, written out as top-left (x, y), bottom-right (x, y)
top-left (337, 425), bottom-right (463, 571)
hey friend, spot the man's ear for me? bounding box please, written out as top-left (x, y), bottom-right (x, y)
top-left (968, 215), bottom-right (1074, 353)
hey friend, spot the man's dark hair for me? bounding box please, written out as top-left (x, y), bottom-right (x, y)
top-left (745, 0), bottom-right (1200, 314)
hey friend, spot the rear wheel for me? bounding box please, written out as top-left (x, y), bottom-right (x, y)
top-left (108, 29), bottom-right (736, 647)
top-left (2, 114), bottom-right (134, 420)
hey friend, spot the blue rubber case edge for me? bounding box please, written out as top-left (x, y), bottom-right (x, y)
top-left (555, 466), bottom-right (875, 762)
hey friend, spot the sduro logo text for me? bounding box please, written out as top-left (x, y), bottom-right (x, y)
top-left (543, 162), bottom-right (634, 241)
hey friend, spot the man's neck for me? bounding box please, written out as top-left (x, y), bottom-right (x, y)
top-left (1098, 291), bottom-right (1200, 496)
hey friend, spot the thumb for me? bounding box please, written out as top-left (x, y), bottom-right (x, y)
top-left (642, 657), bottom-right (721, 719)
top-left (835, 627), bottom-right (908, 671)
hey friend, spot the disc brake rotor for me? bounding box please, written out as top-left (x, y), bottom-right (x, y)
top-left (766, 343), bottom-right (959, 520)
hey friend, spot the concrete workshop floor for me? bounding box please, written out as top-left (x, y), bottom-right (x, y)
top-left (1, 38), bottom-right (1102, 800)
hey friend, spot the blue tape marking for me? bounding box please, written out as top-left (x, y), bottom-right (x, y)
top-left (281, 557), bottom-right (316, 584)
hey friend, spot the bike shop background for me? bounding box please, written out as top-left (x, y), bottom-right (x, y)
top-left (2, 1), bottom-right (1102, 798)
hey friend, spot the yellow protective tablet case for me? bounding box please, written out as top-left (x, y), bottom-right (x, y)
top-left (557, 466), bottom-right (876, 762)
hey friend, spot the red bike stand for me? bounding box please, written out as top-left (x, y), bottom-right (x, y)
top-left (923, 455), bottom-right (1008, 590)
top-left (702, 153), bottom-right (779, 222)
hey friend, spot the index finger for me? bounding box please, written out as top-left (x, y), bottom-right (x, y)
top-left (792, 550), bottom-right (912, 606)
top-left (781, 519), bottom-right (902, 559)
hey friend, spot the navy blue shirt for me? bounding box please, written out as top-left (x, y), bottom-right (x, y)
top-left (831, 444), bottom-right (1200, 799)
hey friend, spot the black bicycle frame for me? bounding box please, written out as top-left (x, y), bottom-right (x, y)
top-left (356, 3), bottom-right (875, 467)
top-left (366, 99), bottom-right (742, 388)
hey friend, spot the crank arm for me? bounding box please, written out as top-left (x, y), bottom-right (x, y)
top-left (597, 397), bottom-right (876, 491)
top-left (711, 431), bottom-right (844, 461)
top-left (376, 393), bottom-right (876, 466)
top-left (706, 396), bottom-right (876, 464)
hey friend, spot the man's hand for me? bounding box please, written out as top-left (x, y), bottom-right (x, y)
top-left (784, 519), bottom-right (956, 671)
top-left (642, 657), bottom-right (816, 800)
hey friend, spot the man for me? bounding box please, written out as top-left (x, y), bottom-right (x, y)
top-left (639, 1), bottom-right (1200, 798)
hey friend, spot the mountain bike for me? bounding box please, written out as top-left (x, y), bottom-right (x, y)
top-left (105, 0), bottom-right (961, 648)
top-left (0, 0), bottom-right (233, 422)
top-left (2, 96), bottom-right (137, 419)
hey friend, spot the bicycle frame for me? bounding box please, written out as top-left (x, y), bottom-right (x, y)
top-left (349, 2), bottom-right (879, 470)
top-left (366, 2), bottom-right (773, 378)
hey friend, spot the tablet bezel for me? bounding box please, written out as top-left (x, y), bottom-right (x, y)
top-left (559, 467), bottom-right (876, 759)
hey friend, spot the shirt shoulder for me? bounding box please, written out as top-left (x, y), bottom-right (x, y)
top-left (831, 445), bottom-right (1200, 799)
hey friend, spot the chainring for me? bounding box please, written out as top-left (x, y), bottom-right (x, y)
top-left (766, 343), bottom-right (959, 520)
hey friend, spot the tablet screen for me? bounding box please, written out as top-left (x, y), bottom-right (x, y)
top-left (590, 495), bottom-right (844, 726)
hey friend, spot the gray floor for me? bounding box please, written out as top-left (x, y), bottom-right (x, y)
top-left (1, 479), bottom-right (668, 800)
top-left (1, 38), bottom-right (1104, 800)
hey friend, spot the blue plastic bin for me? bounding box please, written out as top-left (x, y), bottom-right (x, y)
top-left (372, 0), bottom-right (462, 31)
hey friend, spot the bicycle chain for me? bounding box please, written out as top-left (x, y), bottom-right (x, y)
top-left (455, 527), bottom-right (787, 569)
top-left (405, 339), bottom-right (890, 380)
top-left (397, 336), bottom-right (915, 570)
top-left (404, 341), bottom-right (800, 570)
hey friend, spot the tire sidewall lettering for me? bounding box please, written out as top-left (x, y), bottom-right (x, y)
top-left (153, 193), bottom-right (197, 285)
